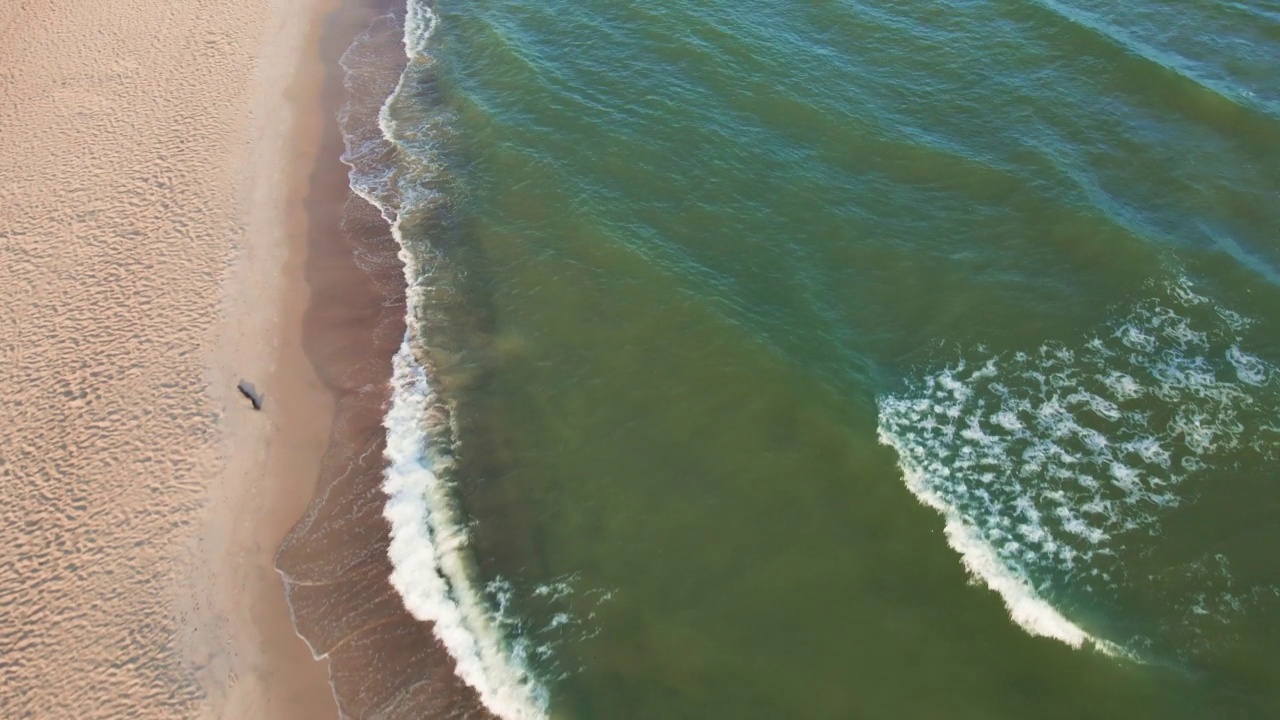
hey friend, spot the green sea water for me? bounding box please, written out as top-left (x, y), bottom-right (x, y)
top-left (370, 1), bottom-right (1280, 717)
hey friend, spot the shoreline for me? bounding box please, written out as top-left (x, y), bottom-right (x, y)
top-left (198, 0), bottom-right (350, 716)
top-left (0, 0), bottom-right (491, 716)
top-left (205, 0), bottom-right (421, 717)
top-left (272, 3), bottom-right (501, 717)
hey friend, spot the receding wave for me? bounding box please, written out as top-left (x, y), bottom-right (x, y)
top-left (340, 3), bottom-right (550, 718)
top-left (878, 276), bottom-right (1280, 657)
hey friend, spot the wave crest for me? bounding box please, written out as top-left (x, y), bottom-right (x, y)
top-left (341, 4), bottom-right (550, 718)
top-left (878, 277), bottom-right (1280, 657)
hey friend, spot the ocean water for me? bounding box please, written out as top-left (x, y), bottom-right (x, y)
top-left (346, 0), bottom-right (1280, 717)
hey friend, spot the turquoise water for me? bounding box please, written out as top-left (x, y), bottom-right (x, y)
top-left (365, 1), bottom-right (1280, 717)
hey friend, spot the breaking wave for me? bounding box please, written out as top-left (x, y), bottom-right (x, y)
top-left (340, 4), bottom-right (549, 718)
top-left (877, 277), bottom-right (1280, 657)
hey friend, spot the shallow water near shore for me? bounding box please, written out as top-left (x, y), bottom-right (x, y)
top-left (337, 0), bottom-right (1280, 717)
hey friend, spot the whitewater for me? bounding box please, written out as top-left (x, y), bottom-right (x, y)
top-left (878, 276), bottom-right (1280, 659)
top-left (339, 3), bottom-right (550, 718)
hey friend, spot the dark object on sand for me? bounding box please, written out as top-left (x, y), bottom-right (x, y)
top-left (237, 380), bottom-right (263, 410)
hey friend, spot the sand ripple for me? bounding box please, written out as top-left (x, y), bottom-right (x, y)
top-left (0, 0), bottom-right (274, 716)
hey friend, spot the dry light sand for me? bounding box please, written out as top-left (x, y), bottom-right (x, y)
top-left (0, 0), bottom-right (346, 717)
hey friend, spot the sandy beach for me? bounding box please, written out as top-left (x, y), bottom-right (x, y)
top-left (0, 0), bottom-right (350, 716)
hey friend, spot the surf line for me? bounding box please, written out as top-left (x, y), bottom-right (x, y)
top-left (344, 2), bottom-right (553, 718)
top-left (877, 426), bottom-right (1128, 659)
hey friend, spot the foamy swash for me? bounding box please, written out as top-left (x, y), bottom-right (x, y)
top-left (339, 4), bottom-right (550, 719)
top-left (878, 278), bottom-right (1280, 657)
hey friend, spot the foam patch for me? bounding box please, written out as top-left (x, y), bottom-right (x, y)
top-left (878, 278), bottom-right (1280, 656)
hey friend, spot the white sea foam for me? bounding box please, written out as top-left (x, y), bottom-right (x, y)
top-left (384, 344), bottom-right (549, 719)
top-left (339, 4), bottom-right (551, 718)
top-left (877, 278), bottom-right (1280, 657)
top-left (1226, 345), bottom-right (1269, 386)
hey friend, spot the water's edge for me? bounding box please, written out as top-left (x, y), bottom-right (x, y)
top-left (343, 4), bottom-right (549, 717)
top-left (274, 2), bottom-right (507, 718)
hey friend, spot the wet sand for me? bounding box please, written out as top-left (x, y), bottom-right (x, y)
top-left (273, 2), bottom-right (499, 717)
top-left (0, 0), bottom-right (342, 717)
